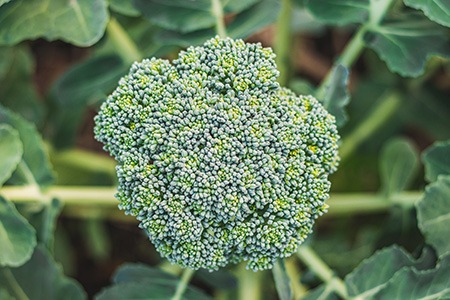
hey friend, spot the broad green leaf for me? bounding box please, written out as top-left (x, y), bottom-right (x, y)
top-left (195, 268), bottom-right (237, 290)
top-left (156, 28), bottom-right (214, 48)
top-left (305, 0), bottom-right (369, 25)
top-left (320, 64), bottom-right (350, 127)
top-left (113, 263), bottom-right (177, 284)
top-left (228, 0), bottom-right (281, 39)
top-left (272, 259), bottom-right (293, 300)
top-left (416, 176), bottom-right (450, 257)
top-left (98, 264), bottom-right (210, 300)
top-left (0, 46), bottom-right (44, 125)
top-left (364, 13), bottom-right (450, 77)
top-left (0, 105), bottom-right (54, 186)
top-left (0, 125), bottom-right (22, 187)
top-left (0, 197), bottom-right (36, 267)
top-left (404, 0), bottom-right (450, 28)
top-left (133, 0), bottom-right (215, 33)
top-left (379, 138), bottom-right (419, 196)
top-left (422, 140), bottom-right (450, 182)
top-left (109, 0), bottom-right (140, 16)
top-left (25, 199), bottom-right (62, 252)
top-left (9, 245), bottom-right (87, 300)
top-left (372, 254), bottom-right (450, 299)
top-left (345, 245), bottom-right (434, 298)
top-left (50, 54), bottom-right (127, 148)
top-left (96, 281), bottom-right (211, 300)
top-left (223, 0), bottom-right (259, 13)
top-left (0, 0), bottom-right (108, 47)
top-left (0, 0), bottom-right (12, 7)
top-left (302, 285), bottom-right (338, 300)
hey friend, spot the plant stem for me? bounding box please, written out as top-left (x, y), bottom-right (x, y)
top-left (315, 27), bottom-right (366, 100)
top-left (172, 268), bottom-right (195, 300)
top-left (211, 0), bottom-right (227, 38)
top-left (274, 0), bottom-right (293, 86)
top-left (2, 186), bottom-right (421, 217)
top-left (339, 91), bottom-right (402, 162)
top-left (237, 264), bottom-right (263, 300)
top-left (1, 268), bottom-right (29, 300)
top-left (106, 18), bottom-right (142, 64)
top-left (297, 246), bottom-right (348, 299)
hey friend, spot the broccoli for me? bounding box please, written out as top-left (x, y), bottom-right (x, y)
top-left (94, 37), bottom-right (339, 271)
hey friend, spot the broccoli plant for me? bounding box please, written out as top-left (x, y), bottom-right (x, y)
top-left (0, 0), bottom-right (449, 300)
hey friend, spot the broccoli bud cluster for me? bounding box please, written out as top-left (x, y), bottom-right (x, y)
top-left (94, 37), bottom-right (339, 271)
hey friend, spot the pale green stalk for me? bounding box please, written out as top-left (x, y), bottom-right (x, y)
top-left (297, 246), bottom-right (348, 299)
top-left (211, 0), bottom-right (227, 38)
top-left (106, 18), bottom-right (142, 64)
top-left (172, 268), bottom-right (195, 300)
top-left (237, 264), bottom-right (263, 300)
top-left (274, 0), bottom-right (293, 86)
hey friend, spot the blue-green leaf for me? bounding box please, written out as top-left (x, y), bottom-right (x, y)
top-left (8, 245), bottom-right (87, 300)
top-left (0, 196), bottom-right (36, 267)
top-left (228, 0), bottom-right (281, 39)
top-left (345, 246), bottom-right (434, 298)
top-left (109, 0), bottom-right (140, 16)
top-left (50, 54), bottom-right (127, 148)
top-left (379, 138), bottom-right (419, 196)
top-left (195, 268), bottom-right (237, 290)
top-left (422, 140), bottom-right (450, 182)
top-left (404, 0), bottom-right (450, 28)
top-left (0, 0), bottom-right (108, 46)
top-left (0, 105), bottom-right (54, 186)
top-left (319, 64), bottom-right (350, 127)
top-left (113, 263), bottom-right (177, 284)
top-left (372, 253), bottom-right (450, 299)
top-left (305, 0), bottom-right (369, 26)
top-left (416, 176), bottom-right (450, 257)
top-left (302, 285), bottom-right (338, 300)
top-left (0, 125), bottom-right (22, 187)
top-left (364, 13), bottom-right (450, 77)
top-left (272, 259), bottom-right (293, 300)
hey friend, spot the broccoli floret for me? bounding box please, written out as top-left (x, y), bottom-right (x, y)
top-left (94, 37), bottom-right (339, 271)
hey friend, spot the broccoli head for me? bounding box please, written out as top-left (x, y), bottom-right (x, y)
top-left (94, 37), bottom-right (339, 271)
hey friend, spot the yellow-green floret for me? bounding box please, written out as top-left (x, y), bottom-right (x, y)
top-left (94, 37), bottom-right (339, 271)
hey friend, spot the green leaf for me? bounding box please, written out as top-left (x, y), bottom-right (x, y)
top-left (364, 13), bottom-right (450, 77)
top-left (0, 0), bottom-right (108, 46)
top-left (344, 245), bottom-right (434, 298)
top-left (404, 0), bottom-right (450, 28)
top-left (0, 288), bottom-right (13, 300)
top-left (0, 196), bottom-right (36, 267)
top-left (228, 0), bottom-right (281, 39)
top-left (97, 264), bottom-right (211, 300)
top-left (195, 268), bottom-right (237, 290)
top-left (7, 245), bottom-right (87, 300)
top-left (133, 0), bottom-right (215, 33)
top-left (0, 46), bottom-right (44, 125)
top-left (305, 0), bottom-right (369, 26)
top-left (379, 138), bottom-right (419, 196)
top-left (0, 105), bottom-right (54, 186)
top-left (50, 54), bottom-right (127, 148)
top-left (109, 0), bottom-right (140, 16)
top-left (416, 176), bottom-right (450, 257)
top-left (0, 125), bottom-right (22, 187)
top-left (372, 253), bottom-right (450, 299)
top-left (422, 140), bottom-right (450, 182)
top-left (320, 64), bottom-right (350, 127)
top-left (113, 263), bottom-right (177, 284)
top-left (272, 259), bottom-right (293, 300)
top-left (223, 0), bottom-right (259, 13)
top-left (25, 199), bottom-right (62, 252)
top-left (156, 28), bottom-right (214, 48)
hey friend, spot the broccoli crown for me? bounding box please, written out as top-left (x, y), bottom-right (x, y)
top-left (94, 37), bottom-right (339, 271)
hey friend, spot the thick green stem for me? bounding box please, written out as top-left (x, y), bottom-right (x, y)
top-left (339, 91), bottom-right (402, 162)
top-left (211, 0), bottom-right (227, 38)
top-left (237, 264), bottom-right (263, 300)
top-left (297, 246), bottom-right (348, 299)
top-left (1, 268), bottom-right (29, 300)
top-left (274, 0), bottom-right (293, 86)
top-left (315, 27), bottom-right (366, 100)
top-left (172, 268), bottom-right (195, 300)
top-left (106, 18), bottom-right (142, 64)
top-left (2, 186), bottom-right (420, 218)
